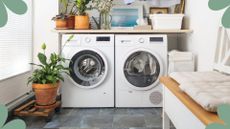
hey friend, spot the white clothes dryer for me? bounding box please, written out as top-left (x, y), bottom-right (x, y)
top-left (62, 34), bottom-right (114, 107)
top-left (115, 35), bottom-right (168, 107)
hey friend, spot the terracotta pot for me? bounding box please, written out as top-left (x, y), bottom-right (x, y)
top-left (67, 15), bottom-right (75, 29)
top-left (55, 19), bottom-right (68, 29)
top-left (75, 15), bottom-right (90, 30)
top-left (32, 82), bottom-right (60, 106)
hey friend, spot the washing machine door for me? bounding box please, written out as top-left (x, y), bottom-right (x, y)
top-left (123, 49), bottom-right (163, 91)
top-left (69, 49), bottom-right (108, 89)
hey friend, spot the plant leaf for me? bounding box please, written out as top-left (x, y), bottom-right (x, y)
top-left (67, 35), bottom-right (74, 42)
top-left (0, 1), bottom-right (8, 27)
top-left (217, 104), bottom-right (230, 124)
top-left (29, 63), bottom-right (45, 69)
top-left (2, 0), bottom-right (27, 15)
top-left (209, 0), bottom-right (230, 10)
top-left (222, 7), bottom-right (230, 28)
top-left (42, 79), bottom-right (46, 84)
top-left (38, 53), bottom-right (47, 65)
top-left (0, 104), bottom-right (8, 128)
top-left (2, 119), bottom-right (26, 129)
top-left (206, 123), bottom-right (228, 129)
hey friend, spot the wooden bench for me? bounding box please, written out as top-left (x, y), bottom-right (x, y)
top-left (160, 77), bottom-right (223, 129)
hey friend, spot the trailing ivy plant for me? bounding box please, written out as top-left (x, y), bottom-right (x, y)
top-left (28, 35), bottom-right (74, 85)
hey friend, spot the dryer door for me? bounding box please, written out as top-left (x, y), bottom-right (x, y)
top-left (123, 50), bottom-right (163, 91)
top-left (69, 49), bottom-right (108, 89)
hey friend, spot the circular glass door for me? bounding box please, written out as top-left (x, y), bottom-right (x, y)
top-left (124, 51), bottom-right (161, 90)
top-left (69, 50), bottom-right (107, 88)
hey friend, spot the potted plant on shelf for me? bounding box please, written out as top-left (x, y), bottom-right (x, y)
top-left (53, 0), bottom-right (75, 29)
top-left (52, 13), bottom-right (68, 29)
top-left (74, 0), bottom-right (91, 29)
top-left (27, 43), bottom-right (70, 107)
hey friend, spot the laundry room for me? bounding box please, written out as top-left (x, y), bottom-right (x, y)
top-left (0, 0), bottom-right (230, 129)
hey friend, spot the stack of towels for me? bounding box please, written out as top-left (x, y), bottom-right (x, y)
top-left (170, 71), bottom-right (230, 112)
top-left (168, 50), bottom-right (195, 74)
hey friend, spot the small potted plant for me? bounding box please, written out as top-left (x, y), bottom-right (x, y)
top-left (74, 0), bottom-right (91, 29)
top-left (28, 43), bottom-right (70, 107)
top-left (53, 0), bottom-right (74, 29)
top-left (52, 13), bottom-right (68, 29)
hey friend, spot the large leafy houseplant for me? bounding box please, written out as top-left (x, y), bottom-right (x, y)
top-left (28, 43), bottom-right (70, 106)
top-left (74, 0), bottom-right (92, 29)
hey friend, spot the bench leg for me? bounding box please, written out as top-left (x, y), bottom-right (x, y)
top-left (163, 111), bottom-right (170, 129)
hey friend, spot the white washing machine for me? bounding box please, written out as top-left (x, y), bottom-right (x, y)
top-left (62, 34), bottom-right (114, 107)
top-left (115, 35), bottom-right (168, 107)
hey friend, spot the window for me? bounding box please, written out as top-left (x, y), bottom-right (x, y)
top-left (0, 0), bottom-right (32, 80)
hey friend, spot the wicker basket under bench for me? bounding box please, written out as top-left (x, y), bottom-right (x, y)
top-left (160, 77), bottom-right (223, 129)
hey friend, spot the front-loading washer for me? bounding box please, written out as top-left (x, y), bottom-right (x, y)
top-left (115, 35), bottom-right (168, 107)
top-left (62, 34), bottom-right (114, 107)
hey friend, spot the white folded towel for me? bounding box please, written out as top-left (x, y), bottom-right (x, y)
top-left (169, 50), bottom-right (194, 61)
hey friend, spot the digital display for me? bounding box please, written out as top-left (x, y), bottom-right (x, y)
top-left (150, 37), bottom-right (164, 42)
top-left (96, 37), bottom-right (111, 41)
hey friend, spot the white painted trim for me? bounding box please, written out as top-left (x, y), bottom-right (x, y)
top-left (213, 27), bottom-right (230, 74)
top-left (163, 85), bottom-right (206, 129)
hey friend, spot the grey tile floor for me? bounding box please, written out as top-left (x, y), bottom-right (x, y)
top-left (23, 108), bottom-right (175, 129)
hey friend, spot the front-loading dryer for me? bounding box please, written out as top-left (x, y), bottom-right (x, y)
top-left (62, 34), bottom-right (114, 107)
top-left (115, 35), bottom-right (168, 107)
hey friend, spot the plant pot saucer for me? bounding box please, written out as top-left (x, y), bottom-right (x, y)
top-left (35, 102), bottom-right (58, 109)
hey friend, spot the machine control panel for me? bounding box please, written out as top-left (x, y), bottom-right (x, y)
top-left (150, 37), bottom-right (164, 42)
top-left (96, 37), bottom-right (111, 42)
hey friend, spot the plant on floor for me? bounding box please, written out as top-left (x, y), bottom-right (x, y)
top-left (74, 0), bottom-right (92, 29)
top-left (28, 35), bottom-right (74, 106)
top-left (209, 0), bottom-right (230, 28)
top-left (206, 104), bottom-right (230, 129)
top-left (0, 104), bottom-right (26, 129)
top-left (28, 43), bottom-right (70, 85)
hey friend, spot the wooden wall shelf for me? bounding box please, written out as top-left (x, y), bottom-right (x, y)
top-left (53, 29), bottom-right (193, 34)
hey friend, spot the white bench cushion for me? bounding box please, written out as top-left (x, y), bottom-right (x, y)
top-left (170, 71), bottom-right (230, 112)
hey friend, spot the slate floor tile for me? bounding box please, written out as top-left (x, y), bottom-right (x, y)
top-left (114, 108), bottom-right (129, 115)
top-left (113, 115), bottom-right (146, 128)
top-left (128, 108), bottom-right (158, 115)
top-left (99, 108), bottom-right (115, 115)
top-left (144, 114), bottom-right (162, 128)
top-left (23, 108), bottom-right (164, 129)
top-left (81, 115), bottom-right (113, 128)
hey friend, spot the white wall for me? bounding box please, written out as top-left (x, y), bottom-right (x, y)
top-left (33, 0), bottom-right (59, 63)
top-left (179, 0), bottom-right (223, 71)
top-left (0, 73), bottom-right (31, 105)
